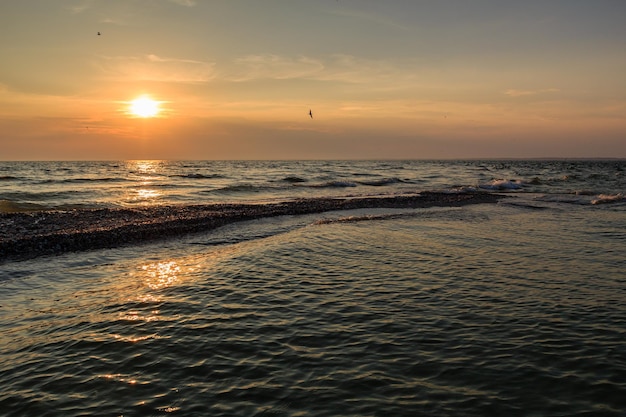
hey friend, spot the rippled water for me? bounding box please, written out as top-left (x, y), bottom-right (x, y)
top-left (1, 159), bottom-right (625, 211)
top-left (1, 199), bottom-right (625, 416)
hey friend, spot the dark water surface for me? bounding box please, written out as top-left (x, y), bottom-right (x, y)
top-left (1, 199), bottom-right (625, 416)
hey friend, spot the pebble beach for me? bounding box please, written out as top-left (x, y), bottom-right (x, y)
top-left (0, 191), bottom-right (503, 262)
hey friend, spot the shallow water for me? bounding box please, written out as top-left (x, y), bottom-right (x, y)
top-left (1, 200), bottom-right (625, 416)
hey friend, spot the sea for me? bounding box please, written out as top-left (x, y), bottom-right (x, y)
top-left (0, 160), bottom-right (625, 416)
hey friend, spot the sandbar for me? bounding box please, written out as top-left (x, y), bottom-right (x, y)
top-left (0, 192), bottom-right (504, 262)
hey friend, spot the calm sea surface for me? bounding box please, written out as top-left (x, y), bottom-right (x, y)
top-left (1, 160), bottom-right (625, 416)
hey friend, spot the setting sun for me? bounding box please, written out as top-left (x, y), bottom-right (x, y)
top-left (129, 96), bottom-right (160, 118)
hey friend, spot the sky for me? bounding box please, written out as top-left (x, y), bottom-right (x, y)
top-left (1, 0), bottom-right (625, 160)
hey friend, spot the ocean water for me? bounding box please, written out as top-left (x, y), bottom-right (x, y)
top-left (1, 159), bottom-right (624, 212)
top-left (1, 160), bottom-right (625, 416)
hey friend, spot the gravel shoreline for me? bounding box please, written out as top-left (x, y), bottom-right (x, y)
top-left (0, 192), bottom-right (504, 262)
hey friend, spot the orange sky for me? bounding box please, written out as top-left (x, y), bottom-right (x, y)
top-left (1, 1), bottom-right (625, 160)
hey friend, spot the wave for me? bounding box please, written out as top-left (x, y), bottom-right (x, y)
top-left (356, 177), bottom-right (406, 186)
top-left (1, 189), bottom-right (90, 202)
top-left (281, 176), bottom-right (307, 183)
top-left (0, 175), bottom-right (18, 181)
top-left (591, 193), bottom-right (625, 205)
top-left (203, 184), bottom-right (278, 194)
top-left (305, 178), bottom-right (405, 188)
top-left (314, 212), bottom-right (416, 225)
top-left (34, 177), bottom-right (129, 184)
top-left (0, 199), bottom-right (102, 213)
top-left (531, 193), bottom-right (626, 206)
top-left (479, 179), bottom-right (524, 191)
top-left (308, 181), bottom-right (358, 188)
top-left (170, 173), bottom-right (226, 179)
top-left (66, 177), bottom-right (129, 183)
top-left (0, 199), bottom-right (48, 213)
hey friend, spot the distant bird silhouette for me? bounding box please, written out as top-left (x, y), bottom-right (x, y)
top-left (97, 32), bottom-right (101, 36)
top-left (309, 109), bottom-right (313, 118)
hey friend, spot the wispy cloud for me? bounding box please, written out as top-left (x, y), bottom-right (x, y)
top-left (504, 88), bottom-right (559, 97)
top-left (100, 16), bottom-right (131, 26)
top-left (67, 0), bottom-right (94, 14)
top-left (228, 55), bottom-right (324, 82)
top-left (98, 54), bottom-right (216, 83)
top-left (168, 0), bottom-right (196, 6)
top-left (97, 52), bottom-right (404, 89)
top-left (327, 8), bottom-right (410, 32)
top-left (316, 54), bottom-right (398, 83)
top-left (226, 53), bottom-right (399, 85)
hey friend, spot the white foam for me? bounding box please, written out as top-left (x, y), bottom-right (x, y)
top-left (591, 193), bottom-right (625, 205)
top-left (479, 179), bottom-right (524, 190)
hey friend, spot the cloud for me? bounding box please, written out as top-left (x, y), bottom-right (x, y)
top-left (226, 53), bottom-right (400, 85)
top-left (328, 8), bottom-right (410, 32)
top-left (67, 0), bottom-right (94, 14)
top-left (101, 16), bottom-right (130, 26)
top-left (168, 0), bottom-right (196, 6)
top-left (98, 54), bottom-right (216, 83)
top-left (504, 88), bottom-right (559, 97)
top-left (317, 54), bottom-right (398, 83)
top-left (228, 55), bottom-right (324, 81)
top-left (95, 51), bottom-right (412, 98)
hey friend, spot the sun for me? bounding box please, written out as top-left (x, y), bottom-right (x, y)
top-left (129, 96), bottom-right (161, 118)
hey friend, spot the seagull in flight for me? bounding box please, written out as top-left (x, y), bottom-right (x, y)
top-left (309, 109), bottom-right (313, 118)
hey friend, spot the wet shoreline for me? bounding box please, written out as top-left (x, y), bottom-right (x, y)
top-left (0, 192), bottom-right (504, 262)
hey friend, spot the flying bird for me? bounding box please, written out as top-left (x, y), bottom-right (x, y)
top-left (97, 32), bottom-right (101, 35)
top-left (309, 109), bottom-right (313, 118)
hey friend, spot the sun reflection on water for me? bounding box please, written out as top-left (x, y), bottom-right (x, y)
top-left (111, 333), bottom-right (161, 343)
top-left (135, 188), bottom-right (161, 201)
top-left (130, 160), bottom-right (163, 174)
top-left (124, 160), bottom-right (165, 205)
top-left (100, 373), bottom-right (143, 385)
top-left (143, 261), bottom-right (181, 290)
top-left (113, 260), bottom-right (186, 337)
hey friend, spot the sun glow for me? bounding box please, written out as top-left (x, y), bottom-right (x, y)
top-left (129, 96), bottom-right (161, 118)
